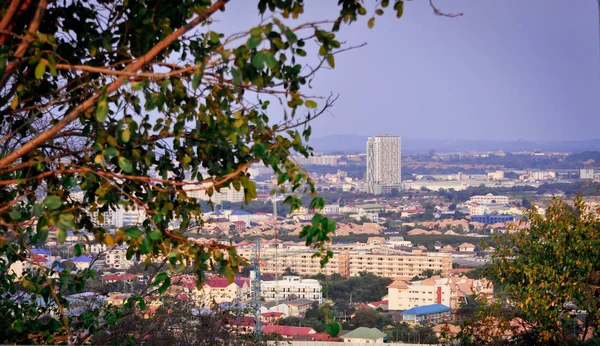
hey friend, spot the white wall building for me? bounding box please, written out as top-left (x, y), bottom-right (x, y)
top-left (366, 135), bottom-right (401, 195)
top-left (580, 168), bottom-right (595, 180)
top-left (261, 276), bottom-right (323, 304)
top-left (469, 194), bottom-right (509, 205)
top-left (104, 248), bottom-right (134, 270)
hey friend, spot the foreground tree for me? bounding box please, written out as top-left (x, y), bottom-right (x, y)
top-left (481, 197), bottom-right (600, 344)
top-left (0, 0), bottom-right (460, 343)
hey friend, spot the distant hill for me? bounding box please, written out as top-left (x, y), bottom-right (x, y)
top-left (308, 135), bottom-right (600, 154)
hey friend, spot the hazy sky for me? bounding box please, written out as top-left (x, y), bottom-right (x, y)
top-left (214, 1), bottom-right (600, 141)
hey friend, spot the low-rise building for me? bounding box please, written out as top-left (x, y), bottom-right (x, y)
top-left (402, 304), bottom-right (451, 324)
top-left (341, 327), bottom-right (387, 343)
top-left (261, 276), bottom-right (322, 304)
top-left (201, 276), bottom-right (251, 304)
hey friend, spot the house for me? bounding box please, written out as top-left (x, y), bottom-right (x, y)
top-left (341, 327), bottom-right (387, 343)
top-left (229, 210), bottom-right (251, 226)
top-left (262, 276), bottom-right (323, 304)
top-left (201, 276), bottom-right (251, 304)
top-left (458, 243), bottom-right (476, 252)
top-left (262, 325), bottom-right (316, 338)
top-left (402, 304), bottom-right (451, 324)
top-left (260, 311), bottom-right (285, 324)
top-left (70, 256), bottom-right (93, 270)
top-left (231, 221), bottom-right (246, 232)
top-left (366, 237), bottom-right (386, 246)
top-left (285, 298), bottom-right (315, 317)
top-left (261, 301), bottom-right (290, 316)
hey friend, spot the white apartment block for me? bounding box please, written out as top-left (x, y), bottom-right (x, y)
top-left (104, 248), bottom-right (134, 270)
top-left (88, 206), bottom-right (146, 228)
top-left (387, 275), bottom-right (493, 311)
top-left (366, 135), bottom-right (401, 195)
top-left (580, 169), bottom-right (595, 180)
top-left (468, 194), bottom-right (509, 205)
top-left (294, 155), bottom-right (339, 166)
top-left (527, 170), bottom-right (556, 181)
top-left (261, 276), bottom-right (323, 304)
top-left (348, 253), bottom-right (451, 278)
top-left (387, 278), bottom-right (451, 310)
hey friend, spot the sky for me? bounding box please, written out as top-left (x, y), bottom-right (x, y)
top-left (212, 0), bottom-right (600, 142)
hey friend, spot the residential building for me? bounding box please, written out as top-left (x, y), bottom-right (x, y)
top-left (348, 252), bottom-right (452, 278)
top-left (229, 210), bottom-right (251, 226)
top-left (387, 278), bottom-right (451, 310)
top-left (366, 135), bottom-right (401, 195)
top-left (469, 194), bottom-right (509, 205)
top-left (470, 214), bottom-right (518, 225)
top-left (261, 252), bottom-right (350, 277)
top-left (104, 248), bottom-right (134, 270)
top-left (341, 327), bottom-right (387, 343)
top-left (261, 276), bottom-right (323, 304)
top-left (580, 168), bottom-right (595, 180)
top-left (285, 298), bottom-right (316, 317)
top-left (201, 276), bottom-right (251, 304)
top-left (388, 275), bottom-right (493, 311)
top-left (71, 256), bottom-right (93, 270)
top-left (261, 325), bottom-right (317, 338)
top-left (457, 243), bottom-right (476, 252)
top-left (402, 304), bottom-right (452, 324)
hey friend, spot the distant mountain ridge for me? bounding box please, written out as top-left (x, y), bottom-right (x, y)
top-left (308, 135), bottom-right (600, 154)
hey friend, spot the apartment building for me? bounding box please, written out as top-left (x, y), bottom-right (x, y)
top-left (348, 252), bottom-right (452, 278)
top-left (469, 194), bottom-right (509, 205)
top-left (261, 276), bottom-right (323, 304)
top-left (200, 276), bottom-right (251, 304)
top-left (387, 275), bottom-right (493, 311)
top-left (261, 252), bottom-right (350, 277)
top-left (104, 248), bottom-right (134, 270)
top-left (260, 250), bottom-right (451, 279)
top-left (366, 135), bottom-right (402, 195)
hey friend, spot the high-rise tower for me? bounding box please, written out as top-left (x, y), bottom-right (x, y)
top-left (366, 135), bottom-right (401, 195)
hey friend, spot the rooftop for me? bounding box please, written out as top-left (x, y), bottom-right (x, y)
top-left (402, 304), bottom-right (451, 316)
top-left (341, 327), bottom-right (387, 340)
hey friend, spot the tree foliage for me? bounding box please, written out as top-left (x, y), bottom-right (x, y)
top-left (0, 0), bottom-right (461, 342)
top-left (483, 196), bottom-right (600, 344)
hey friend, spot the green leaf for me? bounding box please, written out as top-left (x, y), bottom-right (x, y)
top-left (96, 91), bottom-right (109, 122)
top-left (43, 195), bottom-right (62, 210)
top-left (57, 227), bottom-right (67, 243)
top-left (326, 54), bottom-right (335, 68)
top-left (125, 226), bottom-right (142, 238)
top-left (368, 17), bottom-right (375, 29)
top-left (394, 0), bottom-right (404, 18)
top-left (105, 147), bottom-right (119, 158)
top-left (231, 68), bottom-right (242, 85)
top-left (118, 156), bottom-right (133, 173)
top-left (34, 60), bottom-right (46, 79)
top-left (148, 231), bottom-right (162, 240)
top-left (33, 203), bottom-right (43, 217)
top-left (247, 36), bottom-right (262, 49)
top-left (9, 210), bottom-right (21, 220)
top-left (74, 244), bottom-right (83, 257)
top-left (192, 69), bottom-right (203, 90)
top-left (305, 100), bottom-right (317, 109)
top-left (252, 51), bottom-right (277, 70)
top-left (121, 128), bottom-right (131, 143)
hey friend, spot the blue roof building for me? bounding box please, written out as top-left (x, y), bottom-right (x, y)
top-left (70, 256), bottom-right (93, 263)
top-left (470, 214), bottom-right (519, 224)
top-left (31, 248), bottom-right (52, 256)
top-left (402, 304), bottom-right (451, 324)
top-left (230, 210), bottom-right (250, 216)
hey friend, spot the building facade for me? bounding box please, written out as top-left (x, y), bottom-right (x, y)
top-left (366, 135), bottom-right (401, 195)
top-left (261, 276), bottom-right (323, 303)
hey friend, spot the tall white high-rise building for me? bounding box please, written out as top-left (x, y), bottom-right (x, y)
top-left (366, 135), bottom-right (401, 195)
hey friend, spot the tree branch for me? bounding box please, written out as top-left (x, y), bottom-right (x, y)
top-left (429, 0), bottom-right (463, 18)
top-left (0, 0), bottom-right (229, 169)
